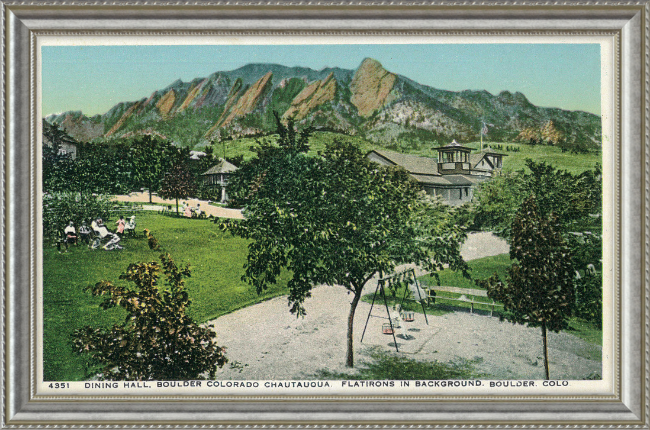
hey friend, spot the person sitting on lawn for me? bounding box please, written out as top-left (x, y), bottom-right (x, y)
top-left (78, 221), bottom-right (92, 246)
top-left (64, 221), bottom-right (77, 245)
top-left (115, 216), bottom-right (125, 236)
top-left (194, 204), bottom-right (202, 218)
top-left (91, 218), bottom-right (122, 250)
top-left (124, 215), bottom-right (136, 236)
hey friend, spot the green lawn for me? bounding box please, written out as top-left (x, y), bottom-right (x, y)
top-left (420, 253), bottom-right (512, 290)
top-left (43, 212), bottom-right (289, 381)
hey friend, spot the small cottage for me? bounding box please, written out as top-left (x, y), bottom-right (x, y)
top-left (202, 159), bottom-right (238, 202)
top-left (42, 120), bottom-right (78, 159)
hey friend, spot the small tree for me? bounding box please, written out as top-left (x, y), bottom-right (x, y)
top-left (72, 231), bottom-right (227, 380)
top-left (129, 135), bottom-right (178, 202)
top-left (158, 163), bottom-right (197, 214)
top-left (478, 195), bottom-right (575, 380)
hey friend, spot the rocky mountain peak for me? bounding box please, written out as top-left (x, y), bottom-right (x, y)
top-left (350, 58), bottom-right (397, 117)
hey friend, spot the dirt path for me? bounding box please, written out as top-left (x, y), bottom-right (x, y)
top-left (208, 232), bottom-right (602, 381)
top-left (113, 192), bottom-right (243, 219)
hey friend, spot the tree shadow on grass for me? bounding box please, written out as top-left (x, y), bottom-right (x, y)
top-left (313, 347), bottom-right (487, 380)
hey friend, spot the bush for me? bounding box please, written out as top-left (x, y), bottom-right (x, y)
top-left (195, 182), bottom-right (222, 202)
top-left (71, 231), bottom-right (227, 380)
top-left (566, 232), bottom-right (602, 327)
top-left (42, 192), bottom-right (113, 240)
top-left (574, 272), bottom-right (602, 327)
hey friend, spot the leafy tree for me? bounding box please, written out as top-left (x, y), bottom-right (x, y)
top-left (42, 120), bottom-right (80, 194)
top-left (224, 134), bottom-right (468, 367)
top-left (43, 119), bottom-right (77, 155)
top-left (43, 132), bottom-right (133, 196)
top-left (158, 162), bottom-right (197, 215)
top-left (477, 196), bottom-right (575, 379)
top-left (226, 114), bottom-right (314, 208)
top-left (71, 140), bottom-right (133, 196)
top-left (72, 231), bottom-right (227, 380)
top-left (473, 159), bottom-right (601, 239)
top-left (128, 135), bottom-right (178, 202)
top-left (274, 111), bottom-right (312, 153)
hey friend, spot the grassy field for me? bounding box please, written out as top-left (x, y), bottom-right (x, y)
top-left (420, 253), bottom-right (512, 291)
top-left (221, 132), bottom-right (601, 175)
top-left (43, 212), bottom-right (289, 381)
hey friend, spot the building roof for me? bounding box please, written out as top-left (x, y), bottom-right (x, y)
top-left (436, 139), bottom-right (472, 152)
top-left (202, 159), bottom-right (239, 175)
top-left (469, 152), bottom-right (492, 169)
top-left (411, 174), bottom-right (476, 187)
top-left (469, 148), bottom-right (508, 169)
top-left (369, 149), bottom-right (440, 176)
top-left (480, 147), bottom-right (508, 157)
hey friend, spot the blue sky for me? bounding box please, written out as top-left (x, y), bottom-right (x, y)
top-left (41, 44), bottom-right (601, 117)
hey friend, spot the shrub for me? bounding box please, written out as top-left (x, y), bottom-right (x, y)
top-left (72, 231), bottom-right (227, 380)
top-left (42, 192), bottom-right (113, 240)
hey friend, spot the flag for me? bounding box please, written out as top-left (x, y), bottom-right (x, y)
top-left (481, 123), bottom-right (489, 135)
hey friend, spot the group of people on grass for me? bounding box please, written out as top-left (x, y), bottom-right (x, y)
top-left (182, 202), bottom-right (203, 218)
top-left (61, 215), bottom-right (136, 252)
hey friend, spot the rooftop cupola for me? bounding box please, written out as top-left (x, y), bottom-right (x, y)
top-left (435, 140), bottom-right (472, 175)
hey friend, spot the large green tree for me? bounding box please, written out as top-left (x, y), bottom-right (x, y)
top-left (473, 159), bottom-right (602, 239)
top-left (225, 126), bottom-right (468, 367)
top-left (478, 196), bottom-right (575, 379)
top-left (128, 135), bottom-right (179, 202)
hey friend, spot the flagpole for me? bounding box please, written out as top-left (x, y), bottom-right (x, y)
top-left (480, 122), bottom-right (483, 152)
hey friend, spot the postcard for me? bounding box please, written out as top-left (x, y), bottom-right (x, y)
top-left (34, 35), bottom-right (615, 400)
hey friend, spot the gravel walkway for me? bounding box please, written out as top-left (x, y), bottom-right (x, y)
top-left (208, 232), bottom-right (602, 381)
top-left (113, 192), bottom-right (244, 219)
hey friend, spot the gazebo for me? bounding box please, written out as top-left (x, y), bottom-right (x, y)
top-left (201, 159), bottom-right (238, 202)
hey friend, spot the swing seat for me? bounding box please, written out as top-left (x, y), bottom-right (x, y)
top-left (401, 311), bottom-right (415, 322)
top-left (382, 323), bottom-right (394, 335)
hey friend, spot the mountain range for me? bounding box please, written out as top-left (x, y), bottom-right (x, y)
top-left (45, 58), bottom-right (602, 149)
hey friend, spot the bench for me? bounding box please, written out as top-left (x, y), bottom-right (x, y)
top-left (424, 285), bottom-right (504, 316)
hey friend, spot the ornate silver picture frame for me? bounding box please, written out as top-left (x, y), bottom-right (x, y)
top-left (3, 0), bottom-right (647, 426)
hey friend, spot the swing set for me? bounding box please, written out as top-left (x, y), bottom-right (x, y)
top-left (360, 268), bottom-right (429, 352)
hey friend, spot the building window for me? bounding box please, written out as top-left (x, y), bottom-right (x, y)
top-left (464, 188), bottom-right (469, 197)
